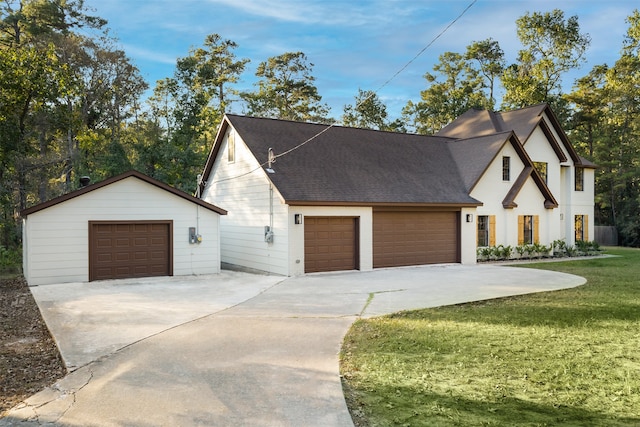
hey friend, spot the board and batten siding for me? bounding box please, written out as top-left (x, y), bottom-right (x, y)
top-left (202, 128), bottom-right (289, 275)
top-left (23, 177), bottom-right (221, 286)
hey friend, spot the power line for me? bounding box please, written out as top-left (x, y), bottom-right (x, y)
top-left (209, 0), bottom-right (477, 185)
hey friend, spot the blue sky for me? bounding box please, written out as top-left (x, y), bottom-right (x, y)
top-left (83, 0), bottom-right (637, 121)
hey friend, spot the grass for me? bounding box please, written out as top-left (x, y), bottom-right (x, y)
top-left (340, 247), bottom-right (640, 426)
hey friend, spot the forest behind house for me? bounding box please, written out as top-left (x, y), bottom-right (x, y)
top-left (2, 1), bottom-right (640, 271)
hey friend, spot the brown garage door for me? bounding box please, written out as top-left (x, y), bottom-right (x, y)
top-left (304, 217), bottom-right (358, 273)
top-left (373, 211), bottom-right (459, 268)
top-left (89, 221), bottom-right (172, 281)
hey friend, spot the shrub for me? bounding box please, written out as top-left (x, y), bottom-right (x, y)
top-left (0, 245), bottom-right (22, 275)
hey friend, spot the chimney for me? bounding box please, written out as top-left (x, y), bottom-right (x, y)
top-left (79, 176), bottom-right (91, 187)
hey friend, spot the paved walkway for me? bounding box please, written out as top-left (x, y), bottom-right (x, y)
top-left (2, 264), bottom-right (586, 426)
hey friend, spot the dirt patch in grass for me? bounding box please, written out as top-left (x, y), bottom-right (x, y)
top-left (0, 276), bottom-right (66, 416)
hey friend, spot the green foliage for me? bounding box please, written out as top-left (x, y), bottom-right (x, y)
top-left (476, 241), bottom-right (602, 262)
top-left (242, 51), bottom-right (331, 123)
top-left (403, 51), bottom-right (492, 134)
top-left (342, 88), bottom-right (404, 132)
top-left (465, 38), bottom-right (505, 107)
top-left (502, 9), bottom-right (590, 110)
top-left (567, 10), bottom-right (640, 247)
top-left (0, 245), bottom-right (21, 275)
top-left (342, 247), bottom-right (640, 426)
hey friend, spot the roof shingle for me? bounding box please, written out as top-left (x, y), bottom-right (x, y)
top-left (226, 114), bottom-right (481, 206)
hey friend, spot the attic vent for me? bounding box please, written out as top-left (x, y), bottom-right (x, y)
top-left (79, 176), bottom-right (91, 187)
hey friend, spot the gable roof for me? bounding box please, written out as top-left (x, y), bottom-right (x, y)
top-left (202, 115), bottom-right (481, 207)
top-left (446, 131), bottom-right (515, 192)
top-left (437, 103), bottom-right (584, 165)
top-left (446, 131), bottom-right (558, 209)
top-left (21, 170), bottom-right (228, 217)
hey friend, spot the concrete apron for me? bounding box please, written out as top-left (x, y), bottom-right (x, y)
top-left (2, 264), bottom-right (586, 427)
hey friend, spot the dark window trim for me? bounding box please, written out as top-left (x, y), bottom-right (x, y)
top-left (477, 215), bottom-right (489, 247)
top-left (523, 215), bottom-right (534, 245)
top-left (502, 156), bottom-right (510, 181)
top-left (575, 167), bottom-right (584, 191)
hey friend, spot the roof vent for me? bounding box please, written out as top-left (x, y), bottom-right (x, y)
top-left (79, 176), bottom-right (91, 187)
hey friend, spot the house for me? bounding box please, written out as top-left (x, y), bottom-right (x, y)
top-left (21, 170), bottom-right (227, 286)
top-left (198, 103), bottom-right (594, 276)
top-left (437, 104), bottom-right (596, 250)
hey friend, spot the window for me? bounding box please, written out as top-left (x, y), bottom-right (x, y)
top-left (227, 132), bottom-right (235, 163)
top-left (575, 215), bottom-right (588, 242)
top-left (533, 161), bottom-right (548, 183)
top-left (478, 216), bottom-right (489, 247)
top-left (477, 215), bottom-right (496, 247)
top-left (518, 215), bottom-right (538, 245)
top-left (575, 167), bottom-right (584, 191)
top-left (523, 215), bottom-right (534, 244)
top-left (502, 156), bottom-right (510, 181)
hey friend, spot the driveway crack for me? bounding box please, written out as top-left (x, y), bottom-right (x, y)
top-left (359, 289), bottom-right (406, 316)
top-left (27, 367), bottom-right (94, 425)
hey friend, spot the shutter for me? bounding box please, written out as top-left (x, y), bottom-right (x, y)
top-left (517, 215), bottom-right (524, 245)
top-left (489, 215), bottom-right (496, 246)
top-left (534, 215), bottom-right (540, 244)
top-left (585, 215), bottom-right (589, 241)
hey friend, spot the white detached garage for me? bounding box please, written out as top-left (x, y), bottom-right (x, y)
top-left (21, 170), bottom-right (227, 286)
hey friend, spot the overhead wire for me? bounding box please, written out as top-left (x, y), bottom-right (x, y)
top-left (207, 0), bottom-right (477, 186)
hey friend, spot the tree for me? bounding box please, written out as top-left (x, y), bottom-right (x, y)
top-left (242, 51), bottom-right (330, 122)
top-left (342, 89), bottom-right (404, 132)
top-left (568, 10), bottom-right (640, 246)
top-left (190, 34), bottom-right (249, 112)
top-left (402, 51), bottom-right (490, 134)
top-left (465, 38), bottom-right (505, 108)
top-left (139, 34), bottom-right (249, 192)
top-left (502, 9), bottom-right (591, 118)
top-left (0, 0), bottom-right (146, 251)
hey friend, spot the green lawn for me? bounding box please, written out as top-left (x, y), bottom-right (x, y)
top-left (340, 247), bottom-right (640, 426)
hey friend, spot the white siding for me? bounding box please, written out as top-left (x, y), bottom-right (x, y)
top-left (460, 207), bottom-right (477, 264)
top-left (569, 167), bottom-right (595, 244)
top-left (472, 118), bottom-right (595, 252)
top-left (524, 126), bottom-right (563, 197)
top-left (472, 141), bottom-right (551, 248)
top-left (23, 177), bottom-right (221, 286)
top-left (202, 128), bottom-right (289, 275)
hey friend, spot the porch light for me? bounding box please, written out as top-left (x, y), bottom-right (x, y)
top-left (466, 214), bottom-right (474, 223)
top-left (294, 214), bottom-right (302, 224)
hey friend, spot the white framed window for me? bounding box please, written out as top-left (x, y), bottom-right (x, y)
top-left (502, 156), bottom-right (510, 181)
top-left (227, 132), bottom-right (235, 163)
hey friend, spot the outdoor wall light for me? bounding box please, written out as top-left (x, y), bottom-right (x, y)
top-left (294, 214), bottom-right (302, 224)
top-left (466, 214), bottom-right (474, 223)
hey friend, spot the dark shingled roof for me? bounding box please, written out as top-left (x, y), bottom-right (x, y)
top-left (199, 104), bottom-right (581, 209)
top-left (437, 103), bottom-right (589, 167)
top-left (436, 104), bottom-right (548, 142)
top-left (446, 131), bottom-right (514, 192)
top-left (224, 114), bottom-right (481, 206)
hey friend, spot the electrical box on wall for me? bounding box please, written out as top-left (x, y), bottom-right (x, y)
top-left (264, 225), bottom-right (274, 243)
top-left (189, 227), bottom-right (202, 244)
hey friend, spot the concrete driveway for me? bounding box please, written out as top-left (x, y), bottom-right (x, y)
top-left (2, 264), bottom-right (585, 426)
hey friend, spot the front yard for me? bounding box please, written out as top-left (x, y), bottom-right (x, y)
top-left (341, 247), bottom-right (640, 426)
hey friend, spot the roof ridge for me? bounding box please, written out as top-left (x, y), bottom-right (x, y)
top-left (488, 110), bottom-right (502, 132)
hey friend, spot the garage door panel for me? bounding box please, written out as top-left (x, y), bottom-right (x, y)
top-left (373, 211), bottom-right (459, 268)
top-left (89, 222), bottom-right (172, 281)
top-left (304, 217), bottom-right (358, 273)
